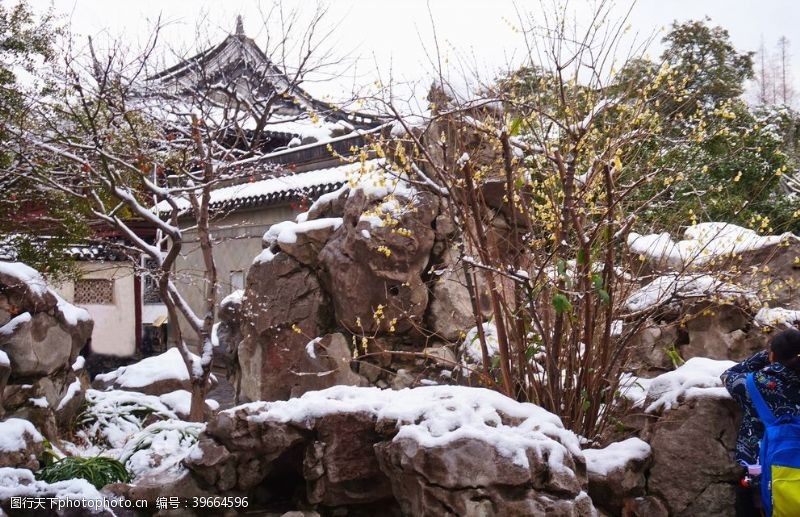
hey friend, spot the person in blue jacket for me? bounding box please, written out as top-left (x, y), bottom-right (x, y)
top-left (721, 328), bottom-right (800, 517)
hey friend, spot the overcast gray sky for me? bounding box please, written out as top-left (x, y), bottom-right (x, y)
top-left (43, 0), bottom-right (800, 106)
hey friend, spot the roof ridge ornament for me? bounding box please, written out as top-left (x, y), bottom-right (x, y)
top-left (235, 15), bottom-right (244, 36)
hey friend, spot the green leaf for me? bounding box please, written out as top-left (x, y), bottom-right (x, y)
top-left (597, 288), bottom-right (611, 305)
top-left (576, 249), bottom-right (588, 265)
top-left (552, 293), bottom-right (572, 314)
top-left (556, 259), bottom-right (567, 277)
top-left (591, 273), bottom-right (604, 290)
top-left (509, 117), bottom-right (523, 136)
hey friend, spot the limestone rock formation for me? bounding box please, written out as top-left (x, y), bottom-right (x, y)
top-left (238, 252), bottom-right (368, 402)
top-left (184, 385), bottom-right (596, 516)
top-left (643, 395), bottom-right (740, 516)
top-left (0, 262), bottom-right (93, 434)
top-left (318, 188), bottom-right (438, 335)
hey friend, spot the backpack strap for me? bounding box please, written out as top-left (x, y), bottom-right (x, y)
top-left (746, 372), bottom-right (777, 427)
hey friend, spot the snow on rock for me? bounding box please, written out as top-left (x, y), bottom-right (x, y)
top-left (644, 357), bottom-right (734, 414)
top-left (0, 418), bottom-right (43, 452)
top-left (305, 337), bottom-right (322, 359)
top-left (624, 273), bottom-right (756, 312)
top-left (263, 218), bottom-right (343, 247)
top-left (56, 378), bottom-right (83, 412)
top-left (583, 437), bottom-right (651, 477)
top-left (0, 312), bottom-right (31, 337)
top-left (235, 385), bottom-right (580, 471)
top-left (0, 350), bottom-right (8, 367)
top-left (461, 323), bottom-right (500, 366)
top-left (0, 261), bottom-right (49, 296)
top-left (220, 289), bottom-right (244, 307)
top-left (71, 356), bottom-right (85, 371)
top-left (94, 347), bottom-right (214, 396)
top-left (0, 467), bottom-right (103, 502)
top-left (120, 420), bottom-right (204, 481)
top-left (754, 307), bottom-right (800, 329)
top-left (628, 222), bottom-right (790, 269)
top-left (618, 373), bottom-right (653, 408)
top-left (54, 292), bottom-right (91, 326)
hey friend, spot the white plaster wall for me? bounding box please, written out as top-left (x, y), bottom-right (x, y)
top-left (55, 262), bottom-right (137, 357)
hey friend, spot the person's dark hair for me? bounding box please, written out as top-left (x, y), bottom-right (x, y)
top-left (770, 328), bottom-right (800, 371)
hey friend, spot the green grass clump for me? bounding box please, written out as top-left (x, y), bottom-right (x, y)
top-left (36, 456), bottom-right (130, 489)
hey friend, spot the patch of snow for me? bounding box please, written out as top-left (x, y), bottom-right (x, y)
top-left (120, 420), bottom-right (204, 481)
top-left (0, 312), bottom-right (31, 337)
top-left (221, 289), bottom-right (244, 306)
top-left (644, 357), bottom-right (734, 414)
top-left (94, 348), bottom-right (200, 390)
top-left (462, 323), bottom-right (500, 365)
top-left (611, 320), bottom-right (623, 337)
top-left (72, 356), bottom-right (85, 371)
top-left (232, 385), bottom-right (580, 472)
top-left (0, 418), bottom-right (43, 452)
top-left (584, 437), bottom-right (651, 477)
top-left (625, 273), bottom-right (755, 312)
top-left (78, 389), bottom-right (178, 449)
top-left (618, 373), bottom-right (653, 408)
top-left (57, 379), bottom-right (83, 411)
top-left (253, 248), bottom-right (276, 265)
top-left (54, 292), bottom-right (90, 326)
top-left (0, 350), bottom-right (8, 367)
top-left (211, 322), bottom-right (220, 348)
top-left (0, 261), bottom-right (49, 296)
top-left (0, 467), bottom-right (104, 502)
top-left (305, 337), bottom-right (322, 359)
top-left (754, 307), bottom-right (800, 328)
top-left (28, 397), bottom-right (48, 408)
top-left (628, 223), bottom-right (791, 269)
top-left (262, 217), bottom-right (342, 248)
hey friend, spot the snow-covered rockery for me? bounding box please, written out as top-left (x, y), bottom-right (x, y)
top-left (185, 385), bottom-right (595, 515)
top-left (628, 222), bottom-right (795, 269)
top-left (0, 261), bottom-right (93, 436)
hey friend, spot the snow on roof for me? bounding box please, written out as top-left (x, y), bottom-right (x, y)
top-left (628, 222), bottom-right (792, 269)
top-left (229, 385), bottom-right (581, 471)
top-left (159, 158), bottom-right (386, 214)
top-left (0, 418), bottom-right (43, 452)
top-left (583, 437), bottom-right (651, 477)
top-left (644, 357), bottom-right (734, 414)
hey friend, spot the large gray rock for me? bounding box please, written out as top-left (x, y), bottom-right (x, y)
top-left (185, 386), bottom-right (595, 516)
top-left (584, 438), bottom-right (651, 515)
top-left (318, 189), bottom-right (438, 335)
top-left (0, 263), bottom-right (92, 434)
top-left (426, 247), bottom-right (491, 342)
top-left (643, 395), bottom-right (740, 516)
top-left (238, 252), bottom-right (341, 402)
top-left (375, 437), bottom-right (595, 516)
top-left (1, 313), bottom-right (74, 378)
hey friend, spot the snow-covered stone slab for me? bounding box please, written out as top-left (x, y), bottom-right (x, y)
top-left (0, 418), bottom-right (44, 470)
top-left (93, 348), bottom-right (215, 396)
top-left (643, 357), bottom-right (734, 414)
